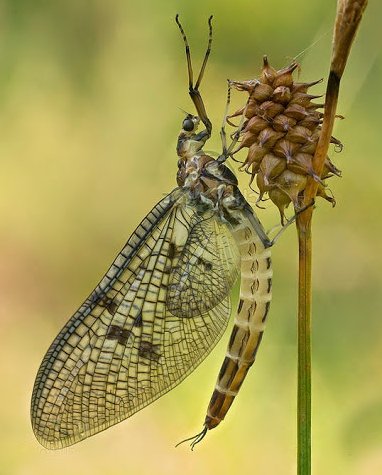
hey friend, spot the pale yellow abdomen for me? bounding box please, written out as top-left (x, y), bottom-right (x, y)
top-left (205, 220), bottom-right (272, 429)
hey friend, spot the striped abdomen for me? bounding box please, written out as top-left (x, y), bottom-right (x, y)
top-left (204, 220), bottom-right (272, 430)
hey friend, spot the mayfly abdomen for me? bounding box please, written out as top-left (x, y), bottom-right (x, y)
top-left (204, 218), bottom-right (272, 429)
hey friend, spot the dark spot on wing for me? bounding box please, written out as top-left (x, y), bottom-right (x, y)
top-left (106, 325), bottom-right (131, 345)
top-left (86, 289), bottom-right (104, 307)
top-left (85, 291), bottom-right (120, 315)
top-left (197, 256), bottom-right (213, 272)
top-left (238, 299), bottom-right (244, 313)
top-left (133, 312), bottom-right (143, 327)
top-left (168, 242), bottom-right (177, 260)
top-left (100, 296), bottom-right (119, 315)
top-left (138, 341), bottom-right (161, 362)
top-left (205, 262), bottom-right (213, 272)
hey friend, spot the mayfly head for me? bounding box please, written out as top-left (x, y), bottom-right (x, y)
top-left (181, 114), bottom-right (200, 134)
top-left (176, 116), bottom-right (205, 160)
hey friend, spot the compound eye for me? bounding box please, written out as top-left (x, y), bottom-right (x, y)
top-left (182, 117), bottom-right (194, 132)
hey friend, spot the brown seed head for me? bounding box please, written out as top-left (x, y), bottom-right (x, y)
top-left (229, 58), bottom-right (341, 219)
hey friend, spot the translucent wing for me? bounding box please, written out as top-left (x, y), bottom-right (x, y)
top-left (31, 190), bottom-right (240, 449)
top-left (167, 212), bottom-right (240, 317)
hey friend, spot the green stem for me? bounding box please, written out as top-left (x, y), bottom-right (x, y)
top-left (295, 3), bottom-right (367, 472)
top-left (296, 211), bottom-right (313, 475)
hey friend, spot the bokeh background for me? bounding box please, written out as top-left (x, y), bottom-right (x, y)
top-left (0, 1), bottom-right (381, 474)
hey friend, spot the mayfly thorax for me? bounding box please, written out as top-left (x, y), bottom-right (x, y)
top-left (30, 15), bottom-right (274, 450)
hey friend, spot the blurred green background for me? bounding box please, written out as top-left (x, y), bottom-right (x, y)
top-left (0, 1), bottom-right (381, 474)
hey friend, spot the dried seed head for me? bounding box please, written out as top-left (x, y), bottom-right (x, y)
top-left (299, 132), bottom-right (319, 154)
top-left (258, 101), bottom-right (284, 120)
top-left (244, 116), bottom-right (269, 134)
top-left (316, 183), bottom-right (336, 206)
top-left (237, 130), bottom-right (258, 150)
top-left (288, 153), bottom-right (323, 184)
top-left (272, 86), bottom-right (292, 104)
top-left (260, 153), bottom-right (286, 182)
top-left (268, 188), bottom-right (291, 224)
top-left (256, 170), bottom-right (272, 202)
top-left (273, 139), bottom-right (299, 162)
top-left (272, 114), bottom-right (297, 133)
top-left (284, 104), bottom-right (309, 121)
top-left (228, 57), bottom-right (341, 218)
top-left (289, 93), bottom-right (322, 108)
top-left (285, 125), bottom-right (313, 145)
top-left (273, 170), bottom-right (307, 212)
top-left (273, 62), bottom-right (299, 88)
top-left (299, 114), bottom-right (321, 131)
top-left (323, 157), bottom-right (342, 178)
top-left (245, 102), bottom-right (258, 118)
top-left (260, 56), bottom-right (277, 84)
top-left (245, 143), bottom-right (268, 167)
top-left (252, 83), bottom-right (274, 102)
top-left (292, 78), bottom-right (323, 93)
top-left (257, 128), bottom-right (285, 148)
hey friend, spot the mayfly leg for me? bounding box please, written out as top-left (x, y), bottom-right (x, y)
top-left (217, 86), bottom-right (257, 164)
top-left (194, 17), bottom-right (213, 91)
top-left (175, 15), bottom-right (213, 136)
top-left (220, 80), bottom-right (232, 158)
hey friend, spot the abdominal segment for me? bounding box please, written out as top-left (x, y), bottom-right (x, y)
top-left (204, 220), bottom-right (272, 429)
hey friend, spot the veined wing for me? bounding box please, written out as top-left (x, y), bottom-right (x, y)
top-left (31, 189), bottom-right (239, 449)
top-left (167, 212), bottom-right (240, 317)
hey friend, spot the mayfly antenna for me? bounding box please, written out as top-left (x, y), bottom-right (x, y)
top-left (175, 14), bottom-right (213, 136)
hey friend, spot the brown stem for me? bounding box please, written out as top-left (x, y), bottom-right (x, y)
top-left (304, 0), bottom-right (368, 203)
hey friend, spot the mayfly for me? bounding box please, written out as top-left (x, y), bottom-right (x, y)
top-left (31, 16), bottom-right (274, 450)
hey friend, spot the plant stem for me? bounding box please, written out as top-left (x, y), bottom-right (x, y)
top-left (296, 209), bottom-right (313, 475)
top-left (296, 2), bottom-right (368, 473)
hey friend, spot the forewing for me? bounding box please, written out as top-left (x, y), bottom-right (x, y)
top-left (167, 212), bottom-right (240, 317)
top-left (31, 192), bottom-right (234, 449)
